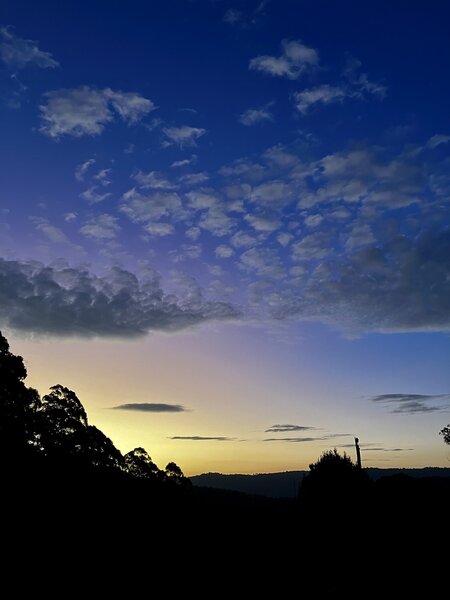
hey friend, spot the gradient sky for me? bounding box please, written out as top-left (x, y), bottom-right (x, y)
top-left (1, 0), bottom-right (450, 475)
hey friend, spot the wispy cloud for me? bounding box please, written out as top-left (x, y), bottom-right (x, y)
top-left (264, 434), bottom-right (351, 442)
top-left (169, 436), bottom-right (234, 441)
top-left (75, 158), bottom-right (95, 182)
top-left (239, 106), bottom-right (273, 126)
top-left (112, 403), bottom-right (187, 412)
top-left (250, 39), bottom-right (319, 80)
top-left (162, 126), bottom-right (206, 148)
top-left (265, 424), bottom-right (317, 433)
top-left (370, 393), bottom-right (450, 414)
top-left (427, 134), bottom-right (450, 149)
top-left (293, 84), bottom-right (348, 114)
top-left (39, 86), bottom-right (155, 138)
top-left (0, 26), bottom-right (59, 69)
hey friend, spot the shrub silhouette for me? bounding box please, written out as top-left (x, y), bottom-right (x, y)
top-left (298, 448), bottom-right (370, 513)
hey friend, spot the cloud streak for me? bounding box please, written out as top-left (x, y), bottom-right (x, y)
top-left (0, 26), bottom-right (59, 69)
top-left (169, 436), bottom-right (234, 441)
top-left (112, 403), bottom-right (187, 412)
top-left (264, 434), bottom-right (351, 442)
top-left (265, 424), bottom-right (317, 433)
top-left (370, 393), bottom-right (450, 414)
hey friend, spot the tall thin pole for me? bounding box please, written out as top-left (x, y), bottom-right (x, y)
top-left (355, 437), bottom-right (362, 469)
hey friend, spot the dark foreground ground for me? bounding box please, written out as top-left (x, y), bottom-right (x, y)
top-left (4, 457), bottom-right (448, 594)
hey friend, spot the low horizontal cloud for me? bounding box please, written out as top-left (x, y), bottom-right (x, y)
top-left (39, 86), bottom-right (155, 138)
top-left (264, 434), bottom-right (351, 442)
top-left (0, 258), bottom-right (239, 337)
top-left (169, 436), bottom-right (234, 441)
top-left (370, 393), bottom-right (450, 414)
top-left (265, 424), bottom-right (317, 433)
top-left (112, 403), bottom-right (186, 412)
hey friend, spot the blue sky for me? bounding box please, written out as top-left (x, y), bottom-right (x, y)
top-left (1, 1), bottom-right (450, 473)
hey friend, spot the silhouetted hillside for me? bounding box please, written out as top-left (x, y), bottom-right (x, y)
top-left (191, 467), bottom-right (450, 497)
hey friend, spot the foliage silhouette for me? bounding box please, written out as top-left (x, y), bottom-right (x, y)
top-left (440, 424), bottom-right (450, 445)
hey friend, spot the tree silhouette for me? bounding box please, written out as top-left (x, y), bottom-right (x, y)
top-left (440, 425), bottom-right (450, 445)
top-left (125, 447), bottom-right (162, 480)
top-left (165, 461), bottom-right (189, 486)
top-left (0, 332), bottom-right (39, 454)
top-left (0, 329), bottom-right (188, 490)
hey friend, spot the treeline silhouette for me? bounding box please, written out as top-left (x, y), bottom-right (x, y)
top-left (0, 330), bottom-right (189, 491)
top-left (1, 330), bottom-right (448, 592)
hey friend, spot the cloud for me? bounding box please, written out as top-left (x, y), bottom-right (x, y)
top-left (250, 180), bottom-right (293, 208)
top-left (264, 433), bottom-right (351, 442)
top-left (215, 245), bottom-right (234, 258)
top-left (162, 126), bottom-right (206, 148)
top-left (239, 107), bottom-right (273, 126)
top-left (0, 258), bottom-right (239, 337)
top-left (294, 58), bottom-right (386, 114)
top-left (32, 218), bottom-right (69, 244)
top-left (79, 186), bottom-right (111, 204)
top-left (272, 228), bottom-right (450, 334)
top-left (132, 170), bottom-right (176, 190)
top-left (0, 26), bottom-right (59, 69)
top-left (144, 222), bottom-right (174, 237)
top-left (370, 393), bottom-right (450, 414)
top-left (427, 134), bottom-right (450, 149)
top-left (223, 9), bottom-right (244, 25)
top-left (244, 214), bottom-right (280, 232)
top-left (79, 214), bottom-right (120, 240)
top-left (169, 436), bottom-right (234, 441)
top-left (75, 158), bottom-right (95, 182)
top-left (265, 424), bottom-right (317, 433)
top-left (199, 207), bottom-right (235, 237)
top-left (250, 39), bottom-right (319, 79)
top-left (120, 189), bottom-right (185, 224)
top-left (112, 403), bottom-right (186, 412)
top-left (294, 85), bottom-right (349, 114)
top-left (171, 155), bottom-right (197, 168)
top-left (39, 86), bottom-right (155, 138)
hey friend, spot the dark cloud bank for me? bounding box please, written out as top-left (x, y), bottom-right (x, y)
top-left (0, 258), bottom-right (239, 337)
top-left (1, 228), bottom-right (450, 338)
top-left (265, 424), bottom-right (317, 433)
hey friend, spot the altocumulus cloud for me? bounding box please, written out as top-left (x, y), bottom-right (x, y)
top-left (39, 86), bottom-right (155, 138)
top-left (112, 403), bottom-right (187, 413)
top-left (0, 258), bottom-right (239, 337)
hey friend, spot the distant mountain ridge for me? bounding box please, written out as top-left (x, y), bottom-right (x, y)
top-left (191, 467), bottom-right (450, 498)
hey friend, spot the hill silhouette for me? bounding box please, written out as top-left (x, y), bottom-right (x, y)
top-left (192, 467), bottom-right (450, 497)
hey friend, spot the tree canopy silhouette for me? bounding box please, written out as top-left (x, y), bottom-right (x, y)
top-left (440, 425), bottom-right (450, 445)
top-left (0, 330), bottom-right (188, 488)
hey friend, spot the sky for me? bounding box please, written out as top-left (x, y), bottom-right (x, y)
top-left (1, 0), bottom-right (450, 475)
